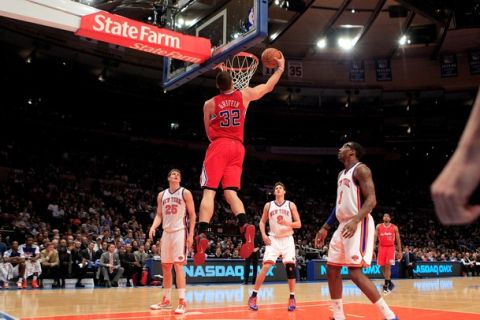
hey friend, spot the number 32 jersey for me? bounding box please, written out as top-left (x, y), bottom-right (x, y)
top-left (161, 187), bottom-right (187, 232)
top-left (209, 90), bottom-right (247, 143)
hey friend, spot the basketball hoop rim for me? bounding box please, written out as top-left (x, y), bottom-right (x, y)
top-left (215, 52), bottom-right (259, 72)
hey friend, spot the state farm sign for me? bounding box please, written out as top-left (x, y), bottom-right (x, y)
top-left (75, 11), bottom-right (211, 63)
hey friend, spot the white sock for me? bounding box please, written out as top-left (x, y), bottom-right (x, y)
top-left (163, 288), bottom-right (172, 300)
top-left (33, 275), bottom-right (38, 280)
top-left (178, 288), bottom-right (186, 300)
top-left (331, 299), bottom-right (345, 320)
top-left (375, 298), bottom-right (396, 319)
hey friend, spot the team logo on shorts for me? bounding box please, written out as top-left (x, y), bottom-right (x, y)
top-left (351, 255), bottom-right (359, 261)
top-left (178, 256), bottom-right (184, 261)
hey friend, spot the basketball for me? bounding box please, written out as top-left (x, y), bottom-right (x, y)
top-left (261, 48), bottom-right (283, 69)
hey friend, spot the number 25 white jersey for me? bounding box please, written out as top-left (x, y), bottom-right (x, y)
top-left (161, 187), bottom-right (187, 232)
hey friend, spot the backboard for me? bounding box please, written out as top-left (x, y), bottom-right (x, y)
top-left (162, 0), bottom-right (268, 90)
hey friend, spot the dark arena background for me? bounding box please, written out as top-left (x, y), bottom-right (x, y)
top-left (1, 0), bottom-right (480, 319)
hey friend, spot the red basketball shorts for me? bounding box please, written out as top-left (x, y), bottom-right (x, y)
top-left (377, 246), bottom-right (395, 266)
top-left (200, 138), bottom-right (245, 190)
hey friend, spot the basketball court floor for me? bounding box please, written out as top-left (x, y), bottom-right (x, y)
top-left (2, 277), bottom-right (480, 320)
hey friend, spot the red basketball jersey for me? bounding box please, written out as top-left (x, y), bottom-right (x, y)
top-left (208, 90), bottom-right (246, 143)
top-left (378, 223), bottom-right (395, 246)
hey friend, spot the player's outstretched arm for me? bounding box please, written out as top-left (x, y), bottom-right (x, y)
top-left (394, 225), bottom-right (402, 260)
top-left (431, 87), bottom-right (480, 225)
top-left (260, 203), bottom-right (271, 245)
top-left (241, 55), bottom-right (285, 104)
top-left (315, 207), bottom-right (336, 248)
top-left (280, 202), bottom-right (301, 228)
top-left (149, 191), bottom-right (164, 240)
top-left (374, 224), bottom-right (380, 248)
top-left (203, 99), bottom-right (215, 142)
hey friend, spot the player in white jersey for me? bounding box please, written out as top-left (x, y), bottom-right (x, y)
top-left (149, 169), bottom-right (196, 314)
top-left (315, 142), bottom-right (398, 320)
top-left (248, 182), bottom-right (301, 312)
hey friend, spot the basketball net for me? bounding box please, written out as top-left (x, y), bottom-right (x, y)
top-left (216, 52), bottom-right (259, 90)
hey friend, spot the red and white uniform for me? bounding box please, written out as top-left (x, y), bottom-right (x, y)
top-left (161, 187), bottom-right (188, 264)
top-left (200, 90), bottom-right (246, 190)
top-left (328, 162), bottom-right (375, 267)
top-left (377, 223), bottom-right (396, 266)
top-left (263, 200), bottom-right (296, 264)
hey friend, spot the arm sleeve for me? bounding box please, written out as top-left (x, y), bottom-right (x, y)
top-left (325, 207), bottom-right (337, 227)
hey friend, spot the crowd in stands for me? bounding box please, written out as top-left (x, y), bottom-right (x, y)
top-left (0, 123), bottom-right (479, 289)
top-left (0, 48), bottom-right (479, 289)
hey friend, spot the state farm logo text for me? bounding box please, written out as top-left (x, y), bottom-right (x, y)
top-left (92, 14), bottom-right (180, 49)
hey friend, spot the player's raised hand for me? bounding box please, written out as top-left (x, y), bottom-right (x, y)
top-left (315, 228), bottom-right (328, 248)
top-left (148, 227), bottom-right (156, 240)
top-left (274, 53), bottom-right (285, 70)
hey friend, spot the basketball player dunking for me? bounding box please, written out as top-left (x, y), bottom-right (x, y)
top-left (149, 169), bottom-right (196, 314)
top-left (195, 54), bottom-right (286, 265)
top-left (315, 142), bottom-right (398, 320)
top-left (375, 213), bottom-right (402, 294)
top-left (248, 182), bottom-right (301, 312)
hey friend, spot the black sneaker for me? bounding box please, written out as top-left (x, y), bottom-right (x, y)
top-left (388, 281), bottom-right (395, 292)
top-left (383, 284), bottom-right (389, 294)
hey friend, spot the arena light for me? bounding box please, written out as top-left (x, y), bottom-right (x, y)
top-left (97, 67), bottom-right (107, 82)
top-left (337, 37), bottom-right (356, 50)
top-left (316, 38), bottom-right (327, 49)
top-left (398, 35), bottom-right (408, 45)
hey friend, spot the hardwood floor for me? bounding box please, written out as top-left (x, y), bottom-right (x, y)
top-left (2, 277), bottom-right (480, 319)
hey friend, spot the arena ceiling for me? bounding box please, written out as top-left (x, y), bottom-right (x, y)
top-left (1, 0), bottom-right (480, 151)
top-left (0, 0), bottom-right (479, 92)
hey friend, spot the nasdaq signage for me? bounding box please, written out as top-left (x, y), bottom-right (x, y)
top-left (307, 260), bottom-right (398, 280)
top-left (183, 260), bottom-right (287, 283)
top-left (413, 262), bottom-right (461, 277)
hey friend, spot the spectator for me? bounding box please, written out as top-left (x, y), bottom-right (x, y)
top-left (402, 247), bottom-right (416, 279)
top-left (243, 231), bottom-right (261, 285)
top-left (18, 236), bottom-right (41, 289)
top-left (0, 233), bottom-right (6, 256)
top-left (71, 240), bottom-right (86, 288)
top-left (99, 243), bottom-right (124, 287)
top-left (3, 241), bottom-right (26, 288)
top-left (57, 239), bottom-right (70, 288)
top-left (133, 245), bottom-right (149, 286)
top-left (40, 242), bottom-right (60, 287)
top-left (80, 241), bottom-right (97, 277)
top-left (118, 244), bottom-right (137, 287)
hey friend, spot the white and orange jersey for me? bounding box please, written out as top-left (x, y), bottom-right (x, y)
top-left (268, 200), bottom-right (294, 238)
top-left (336, 162), bottom-right (363, 222)
top-left (161, 187), bottom-right (187, 233)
